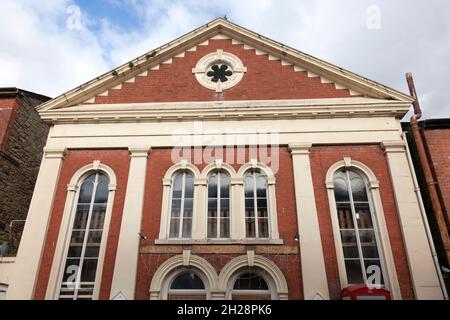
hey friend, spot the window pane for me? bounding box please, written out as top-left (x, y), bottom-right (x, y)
top-left (184, 173), bottom-right (194, 198)
top-left (89, 204), bottom-right (106, 230)
top-left (183, 206), bottom-right (193, 219)
top-left (208, 199), bottom-right (218, 217)
top-left (349, 171), bottom-right (368, 202)
top-left (359, 230), bottom-right (380, 259)
top-left (62, 258), bottom-right (80, 283)
top-left (345, 259), bottom-right (364, 284)
top-left (78, 178), bottom-right (94, 203)
top-left (172, 173), bottom-right (183, 198)
top-left (171, 199), bottom-right (181, 217)
top-left (67, 231), bottom-right (85, 258)
top-left (80, 258), bottom-right (98, 282)
top-left (258, 218), bottom-right (269, 238)
top-left (333, 173), bottom-right (350, 202)
top-left (171, 273), bottom-right (205, 290)
top-left (256, 173), bottom-right (267, 198)
top-left (233, 273), bottom-right (269, 290)
top-left (208, 173), bottom-right (217, 198)
top-left (208, 218), bottom-right (217, 238)
top-left (94, 174), bottom-right (109, 203)
top-left (355, 204), bottom-right (373, 229)
top-left (220, 218), bottom-right (230, 238)
top-left (337, 203), bottom-right (354, 229)
top-left (244, 174), bottom-right (254, 198)
top-left (182, 218), bottom-right (192, 238)
top-left (73, 205), bottom-right (90, 230)
top-left (220, 172), bottom-right (230, 198)
top-left (184, 199), bottom-right (193, 215)
top-left (364, 259), bottom-right (384, 285)
top-left (246, 218), bottom-right (256, 238)
top-left (85, 231), bottom-right (102, 258)
top-left (340, 230), bottom-right (359, 258)
top-left (245, 199), bottom-right (255, 217)
top-left (169, 218), bottom-right (180, 238)
top-left (220, 204), bottom-right (230, 218)
top-left (220, 197), bottom-right (229, 210)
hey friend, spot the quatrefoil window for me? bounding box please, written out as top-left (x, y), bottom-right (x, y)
top-left (207, 64), bottom-right (233, 83)
top-left (193, 50), bottom-right (247, 92)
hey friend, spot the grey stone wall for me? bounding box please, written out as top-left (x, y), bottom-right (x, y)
top-left (0, 93), bottom-right (49, 253)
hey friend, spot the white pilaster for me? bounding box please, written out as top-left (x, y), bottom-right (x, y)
top-left (192, 178), bottom-right (207, 240)
top-left (110, 146), bottom-right (150, 300)
top-left (6, 146), bottom-right (67, 300)
top-left (289, 143), bottom-right (330, 300)
top-left (382, 140), bottom-right (443, 300)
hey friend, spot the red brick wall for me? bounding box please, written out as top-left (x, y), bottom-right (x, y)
top-left (309, 145), bottom-right (415, 299)
top-left (0, 97), bottom-right (18, 148)
top-left (94, 39), bottom-right (354, 105)
top-left (423, 129), bottom-right (450, 224)
top-left (135, 146), bottom-right (303, 300)
top-left (34, 150), bottom-right (130, 300)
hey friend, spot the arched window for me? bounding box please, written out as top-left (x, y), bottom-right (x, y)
top-left (168, 271), bottom-right (207, 300)
top-left (0, 284), bottom-right (7, 300)
top-left (232, 272), bottom-right (271, 300)
top-left (244, 170), bottom-right (269, 239)
top-left (207, 170), bottom-right (231, 239)
top-left (58, 171), bottom-right (110, 300)
top-left (333, 170), bottom-right (385, 286)
top-left (169, 171), bottom-right (194, 239)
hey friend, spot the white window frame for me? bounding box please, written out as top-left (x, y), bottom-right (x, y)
top-left (207, 169), bottom-right (231, 240)
top-left (243, 170), bottom-right (270, 239)
top-left (325, 157), bottom-right (402, 299)
top-left (168, 171), bottom-right (195, 239)
top-left (45, 161), bottom-right (117, 300)
top-left (166, 269), bottom-right (209, 300)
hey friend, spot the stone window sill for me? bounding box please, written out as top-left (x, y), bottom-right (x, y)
top-left (154, 239), bottom-right (284, 245)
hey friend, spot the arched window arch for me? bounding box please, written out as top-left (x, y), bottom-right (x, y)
top-left (169, 170), bottom-right (195, 239)
top-left (244, 169), bottom-right (269, 239)
top-left (207, 170), bottom-right (231, 239)
top-left (58, 170), bottom-right (110, 300)
top-left (168, 270), bottom-right (207, 300)
top-left (231, 272), bottom-right (271, 300)
top-left (333, 169), bottom-right (385, 286)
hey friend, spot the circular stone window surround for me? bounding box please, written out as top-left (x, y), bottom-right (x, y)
top-left (192, 49), bottom-right (247, 93)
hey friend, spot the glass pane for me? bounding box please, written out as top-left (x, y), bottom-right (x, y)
top-left (182, 218), bottom-right (192, 238)
top-left (233, 273), bottom-right (269, 290)
top-left (89, 204), bottom-right (106, 230)
top-left (169, 218), bottom-right (180, 238)
top-left (364, 260), bottom-right (384, 286)
top-left (256, 173), bottom-right (267, 198)
top-left (62, 259), bottom-right (80, 283)
top-left (345, 259), bottom-right (364, 284)
top-left (67, 231), bottom-right (85, 258)
top-left (333, 173), bottom-right (350, 202)
top-left (85, 231), bottom-right (102, 257)
top-left (171, 199), bottom-right (181, 217)
top-left (183, 206), bottom-right (193, 219)
top-left (359, 230), bottom-right (380, 258)
top-left (172, 173), bottom-right (183, 198)
top-left (208, 173), bottom-right (218, 198)
top-left (220, 172), bottom-right (230, 198)
top-left (94, 174), bottom-right (109, 203)
top-left (340, 230), bottom-right (359, 258)
top-left (80, 258), bottom-right (98, 282)
top-left (336, 203), bottom-right (354, 229)
top-left (349, 171), bottom-right (368, 202)
top-left (246, 218), bottom-right (256, 238)
top-left (78, 178), bottom-right (94, 203)
top-left (220, 218), bottom-right (230, 238)
top-left (170, 273), bottom-right (205, 290)
top-left (220, 204), bottom-right (229, 218)
top-left (355, 204), bottom-right (373, 229)
top-left (208, 218), bottom-right (217, 238)
top-left (73, 205), bottom-right (90, 230)
top-left (184, 198), bottom-right (193, 212)
top-left (244, 174), bottom-right (254, 198)
top-left (220, 197), bottom-right (229, 209)
top-left (258, 218), bottom-right (269, 238)
top-left (208, 199), bottom-right (217, 217)
top-left (184, 173), bottom-right (194, 198)
top-left (245, 199), bottom-right (254, 217)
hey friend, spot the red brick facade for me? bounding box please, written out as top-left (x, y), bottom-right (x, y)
top-left (94, 39), bottom-right (355, 105)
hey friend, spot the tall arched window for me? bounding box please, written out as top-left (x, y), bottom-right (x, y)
top-left (232, 272), bottom-right (271, 300)
top-left (168, 271), bottom-right (207, 300)
top-left (169, 171), bottom-right (194, 239)
top-left (333, 170), bottom-right (385, 286)
top-left (59, 171), bottom-right (109, 300)
top-left (207, 170), bottom-right (230, 239)
top-left (244, 170), bottom-right (269, 239)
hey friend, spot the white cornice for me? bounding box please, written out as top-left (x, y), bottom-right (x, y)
top-left (36, 18), bottom-right (413, 113)
top-left (39, 98), bottom-right (410, 124)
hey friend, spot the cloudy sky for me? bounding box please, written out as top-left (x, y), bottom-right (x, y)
top-left (0, 0), bottom-right (449, 120)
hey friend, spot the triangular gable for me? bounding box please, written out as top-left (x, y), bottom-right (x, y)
top-left (37, 18), bottom-right (413, 112)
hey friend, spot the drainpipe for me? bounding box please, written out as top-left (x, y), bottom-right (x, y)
top-left (402, 131), bottom-right (448, 299)
top-left (406, 73), bottom-right (450, 266)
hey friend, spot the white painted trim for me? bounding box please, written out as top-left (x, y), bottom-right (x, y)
top-left (324, 158), bottom-right (402, 300)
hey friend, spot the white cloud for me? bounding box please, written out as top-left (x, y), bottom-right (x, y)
top-left (0, 0), bottom-right (449, 119)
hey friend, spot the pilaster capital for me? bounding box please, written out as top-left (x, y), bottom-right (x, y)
top-left (381, 140), bottom-right (406, 154)
top-left (288, 143), bottom-right (312, 155)
top-left (43, 146), bottom-right (67, 159)
top-left (128, 146), bottom-right (151, 158)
